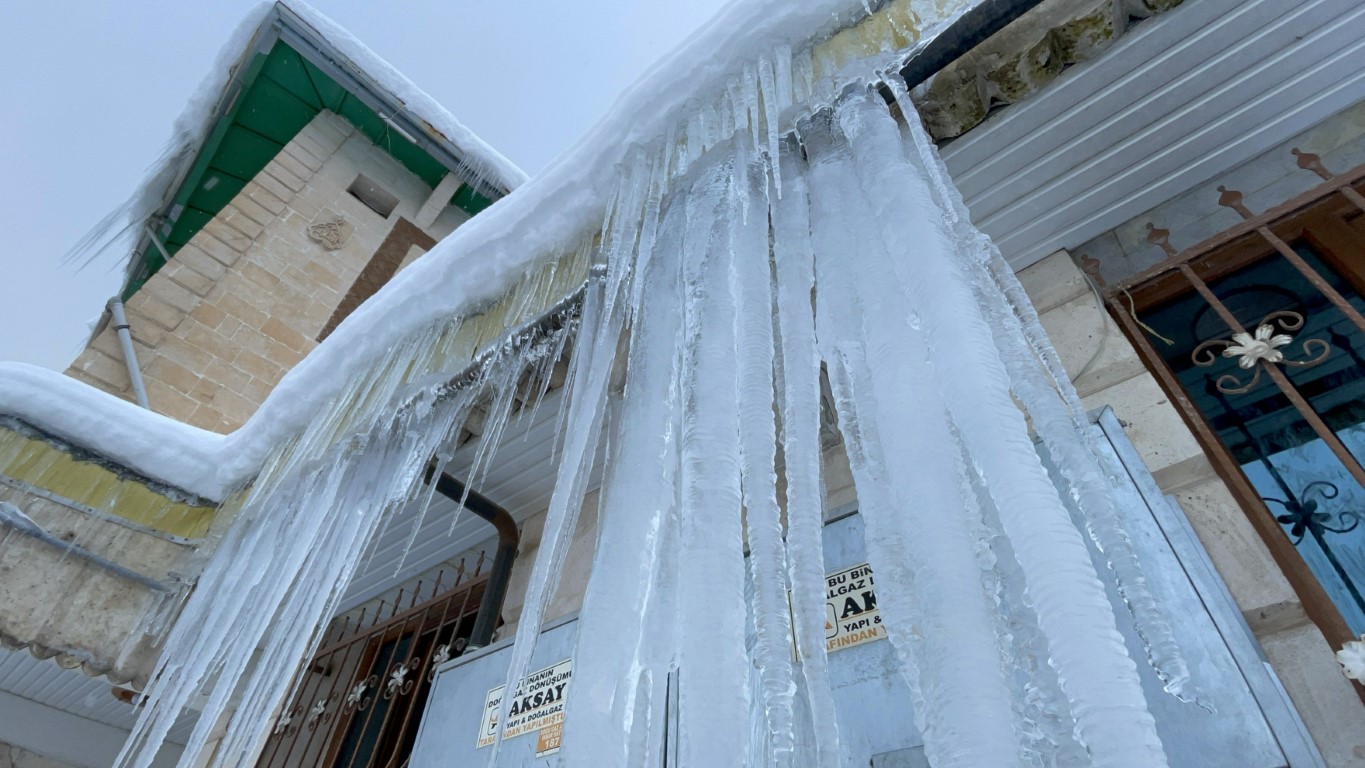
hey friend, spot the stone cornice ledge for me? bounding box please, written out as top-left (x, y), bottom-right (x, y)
top-left (916, 0), bottom-right (1185, 140)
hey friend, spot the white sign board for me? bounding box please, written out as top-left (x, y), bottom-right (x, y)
top-left (476, 658), bottom-right (573, 754)
top-left (826, 562), bottom-right (884, 652)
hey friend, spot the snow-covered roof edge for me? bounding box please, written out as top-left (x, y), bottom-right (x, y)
top-left (0, 363), bottom-right (226, 499)
top-left (67, 0), bottom-right (526, 296)
top-left (280, 0), bottom-right (527, 192)
top-left (9, 0), bottom-right (971, 500)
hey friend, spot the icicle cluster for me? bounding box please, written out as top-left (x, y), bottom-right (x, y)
top-left (112, 7), bottom-right (1196, 766)
top-left (114, 309), bottom-right (575, 768)
top-left (517, 79), bottom-right (1183, 768)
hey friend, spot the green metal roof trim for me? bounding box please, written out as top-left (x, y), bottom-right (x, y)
top-left (126, 39), bottom-right (493, 298)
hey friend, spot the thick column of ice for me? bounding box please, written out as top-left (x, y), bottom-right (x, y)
top-left (805, 120), bottom-right (1021, 768)
top-left (969, 250), bottom-right (1199, 706)
top-left (769, 140), bottom-right (842, 768)
top-left (731, 150), bottom-right (797, 767)
top-left (562, 185), bottom-right (686, 768)
top-left (675, 155), bottom-right (752, 766)
top-left (889, 82), bottom-right (1196, 703)
top-left (836, 91), bottom-right (1166, 767)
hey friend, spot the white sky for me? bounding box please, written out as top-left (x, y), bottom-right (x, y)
top-left (0, 0), bottom-right (729, 370)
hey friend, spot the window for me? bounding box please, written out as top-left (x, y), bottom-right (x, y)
top-left (258, 562), bottom-right (489, 768)
top-left (1110, 159), bottom-right (1365, 647)
top-left (348, 175), bottom-right (399, 219)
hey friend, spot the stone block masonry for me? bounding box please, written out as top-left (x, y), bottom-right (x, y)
top-left (65, 111), bottom-right (471, 433)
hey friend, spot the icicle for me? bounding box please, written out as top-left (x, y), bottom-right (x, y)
top-left (892, 77), bottom-right (1200, 707)
top-left (770, 138), bottom-right (842, 768)
top-left (805, 115), bottom-right (1021, 768)
top-left (834, 90), bottom-right (1166, 767)
top-left (966, 442), bottom-right (1088, 767)
top-left (674, 155), bottom-right (751, 767)
top-left (626, 147), bottom-right (672, 322)
top-left (485, 272), bottom-right (621, 765)
top-left (731, 148), bottom-right (797, 767)
top-left (562, 177), bottom-right (686, 768)
top-left (757, 55), bottom-right (784, 196)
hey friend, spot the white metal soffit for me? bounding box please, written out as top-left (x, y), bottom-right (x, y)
top-left (945, 0), bottom-right (1365, 271)
top-left (338, 387), bottom-right (591, 612)
top-left (0, 646), bottom-right (197, 746)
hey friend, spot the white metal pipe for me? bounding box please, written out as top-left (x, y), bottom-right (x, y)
top-left (107, 297), bottom-right (150, 409)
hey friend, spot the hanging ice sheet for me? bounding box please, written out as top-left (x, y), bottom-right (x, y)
top-left (526, 90), bottom-right (1184, 767)
top-left (114, 26), bottom-right (1198, 768)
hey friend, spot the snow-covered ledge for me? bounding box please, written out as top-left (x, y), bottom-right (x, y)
top-left (0, 363), bottom-right (225, 499)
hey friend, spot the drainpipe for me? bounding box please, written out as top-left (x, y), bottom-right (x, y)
top-left (107, 297), bottom-right (150, 409)
top-left (427, 468), bottom-right (519, 650)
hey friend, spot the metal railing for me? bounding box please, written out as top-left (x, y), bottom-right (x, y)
top-left (1105, 148), bottom-right (1365, 656)
top-left (258, 553), bottom-right (489, 768)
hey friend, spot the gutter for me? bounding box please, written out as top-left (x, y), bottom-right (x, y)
top-left (426, 468), bottom-right (519, 650)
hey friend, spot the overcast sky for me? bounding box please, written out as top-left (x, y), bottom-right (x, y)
top-left (0, 0), bottom-right (729, 370)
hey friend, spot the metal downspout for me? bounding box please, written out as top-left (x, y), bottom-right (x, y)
top-left (427, 468), bottom-right (519, 650)
top-left (107, 297), bottom-right (150, 409)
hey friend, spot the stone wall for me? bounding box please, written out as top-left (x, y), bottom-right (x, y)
top-left (0, 419), bottom-right (213, 684)
top-left (1018, 249), bottom-right (1365, 767)
top-left (65, 110), bottom-right (471, 433)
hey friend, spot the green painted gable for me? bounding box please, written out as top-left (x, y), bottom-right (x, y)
top-left (128, 39), bottom-right (494, 298)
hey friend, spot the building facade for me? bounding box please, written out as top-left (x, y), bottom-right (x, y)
top-left (2, 0), bottom-right (1365, 766)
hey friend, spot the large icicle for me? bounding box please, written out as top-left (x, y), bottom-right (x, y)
top-left (770, 138), bottom-right (842, 768)
top-left (890, 80), bottom-right (1199, 706)
top-left (484, 144), bottom-right (660, 763)
top-left (805, 113), bottom-right (1022, 768)
top-left (731, 148), bottom-right (798, 767)
top-left (673, 154), bottom-right (753, 766)
top-left (485, 279), bottom-right (621, 765)
top-left (835, 91), bottom-right (1167, 767)
top-left (561, 169), bottom-right (687, 767)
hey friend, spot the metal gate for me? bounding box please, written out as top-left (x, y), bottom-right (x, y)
top-left (257, 554), bottom-right (489, 768)
top-left (1107, 149), bottom-right (1365, 647)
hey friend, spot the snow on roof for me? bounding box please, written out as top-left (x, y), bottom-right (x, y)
top-left (69, 0), bottom-right (525, 292)
top-left (6, 0), bottom-right (959, 500)
top-left (280, 0), bottom-right (527, 193)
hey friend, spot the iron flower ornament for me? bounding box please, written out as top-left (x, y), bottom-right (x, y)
top-left (1191, 310), bottom-right (1330, 394)
top-left (384, 658), bottom-right (419, 699)
top-left (1223, 324), bottom-right (1293, 368)
top-left (1263, 481), bottom-right (1360, 545)
top-left (1339, 636), bottom-right (1365, 684)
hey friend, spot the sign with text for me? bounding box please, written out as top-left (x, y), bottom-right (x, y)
top-left (476, 659), bottom-right (573, 750)
top-left (825, 562), bottom-right (884, 652)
